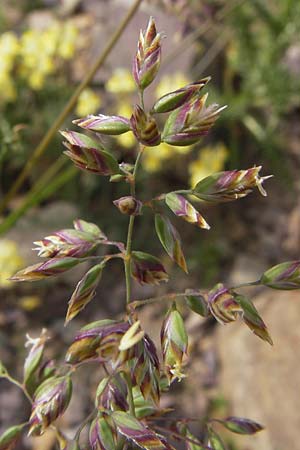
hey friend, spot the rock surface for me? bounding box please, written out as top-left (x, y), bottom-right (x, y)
top-left (216, 289), bottom-right (300, 450)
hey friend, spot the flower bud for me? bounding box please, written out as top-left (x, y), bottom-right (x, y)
top-left (24, 328), bottom-right (49, 394)
top-left (155, 214), bottom-right (187, 273)
top-left (33, 221), bottom-right (104, 258)
top-left (133, 17), bottom-right (162, 90)
top-left (152, 77), bottom-right (210, 113)
top-left (119, 321), bottom-right (144, 351)
top-left (132, 335), bottom-right (160, 404)
top-left (60, 130), bottom-right (120, 176)
top-left (89, 415), bottom-right (116, 450)
top-left (208, 429), bottom-right (226, 450)
top-left (260, 260), bottom-right (300, 290)
top-left (73, 114), bottom-right (131, 135)
top-left (161, 304), bottom-right (188, 383)
top-left (219, 416), bottom-right (264, 435)
top-left (65, 320), bottom-right (131, 365)
top-left (193, 166), bottom-right (271, 202)
top-left (0, 423), bottom-right (25, 450)
top-left (11, 257), bottom-right (82, 282)
top-left (131, 251), bottom-right (168, 285)
top-left (73, 219), bottom-right (105, 238)
top-left (95, 375), bottom-right (128, 411)
top-left (65, 263), bottom-right (104, 324)
top-left (113, 196), bottom-right (142, 216)
top-left (165, 193), bottom-right (210, 229)
top-left (162, 93), bottom-right (226, 146)
top-left (184, 291), bottom-right (208, 317)
top-left (130, 105), bottom-right (161, 146)
top-left (112, 411), bottom-right (167, 449)
top-left (208, 286), bottom-right (273, 345)
top-left (29, 376), bottom-right (72, 436)
top-left (208, 283), bottom-right (242, 324)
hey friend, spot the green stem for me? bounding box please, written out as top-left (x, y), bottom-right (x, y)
top-left (5, 375), bottom-right (32, 403)
top-left (75, 410), bottom-right (97, 441)
top-left (125, 215), bottom-right (135, 305)
top-left (124, 147), bottom-right (145, 305)
top-left (0, 0), bottom-right (143, 215)
top-left (123, 146), bottom-right (145, 420)
top-left (128, 290), bottom-right (206, 311)
top-left (140, 89), bottom-right (145, 110)
top-left (231, 280), bottom-right (261, 289)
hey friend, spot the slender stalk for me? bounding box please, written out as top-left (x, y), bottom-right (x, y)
top-left (128, 290), bottom-right (207, 310)
top-left (231, 280), bottom-right (261, 289)
top-left (75, 410), bottom-right (97, 441)
top-left (125, 215), bottom-right (135, 305)
top-left (0, 0), bottom-right (143, 215)
top-left (123, 145), bottom-right (145, 419)
top-left (124, 146), bottom-right (145, 305)
top-left (140, 90), bottom-right (145, 110)
top-left (154, 425), bottom-right (210, 450)
top-left (4, 375), bottom-right (32, 403)
top-left (128, 279), bottom-right (262, 310)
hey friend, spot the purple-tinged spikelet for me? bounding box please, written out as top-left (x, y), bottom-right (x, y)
top-left (165, 193), bottom-right (210, 229)
top-left (73, 114), bottom-right (131, 135)
top-left (28, 376), bottom-right (72, 436)
top-left (130, 105), bottom-right (161, 146)
top-left (193, 166), bottom-right (272, 202)
top-left (162, 93), bottom-right (226, 146)
top-left (133, 17), bottom-right (162, 90)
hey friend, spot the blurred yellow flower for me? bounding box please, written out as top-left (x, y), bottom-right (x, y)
top-left (116, 101), bottom-right (133, 118)
top-left (143, 142), bottom-right (173, 172)
top-left (0, 240), bottom-right (24, 288)
top-left (27, 71), bottom-right (46, 90)
top-left (0, 32), bottom-right (19, 61)
top-left (19, 295), bottom-right (41, 311)
top-left (0, 73), bottom-right (17, 101)
top-left (142, 141), bottom-right (194, 173)
top-left (116, 132), bottom-right (136, 149)
top-left (106, 68), bottom-right (136, 94)
top-left (189, 143), bottom-right (228, 188)
top-left (76, 88), bottom-right (102, 117)
top-left (58, 22), bottom-right (78, 59)
top-left (155, 72), bottom-right (190, 99)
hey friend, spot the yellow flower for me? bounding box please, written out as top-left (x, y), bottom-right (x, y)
top-left (0, 73), bottom-right (17, 101)
top-left (155, 72), bottom-right (190, 99)
top-left (106, 68), bottom-right (136, 94)
top-left (172, 144), bottom-right (193, 155)
top-left (116, 101), bottom-right (133, 118)
top-left (75, 88), bottom-right (102, 117)
top-left (0, 240), bottom-right (24, 288)
top-left (189, 143), bottom-right (228, 188)
top-left (0, 32), bottom-right (20, 59)
top-left (19, 295), bottom-right (41, 311)
top-left (116, 132), bottom-right (136, 149)
top-left (43, 22), bottom-right (62, 56)
top-left (143, 142), bottom-right (174, 172)
top-left (58, 22), bottom-right (78, 60)
top-left (28, 71), bottom-right (45, 90)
